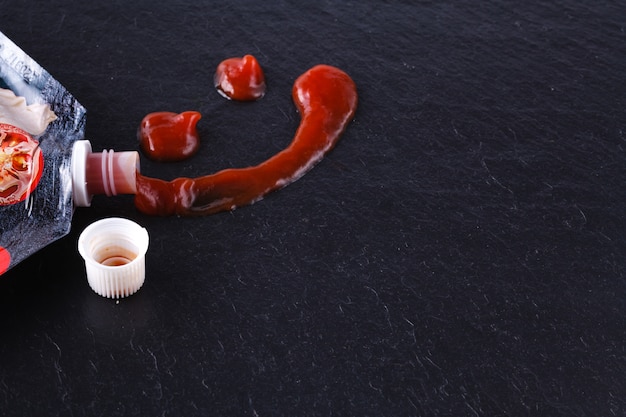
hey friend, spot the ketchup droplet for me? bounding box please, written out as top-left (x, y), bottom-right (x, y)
top-left (135, 63), bottom-right (357, 216)
top-left (138, 111), bottom-right (201, 162)
top-left (214, 55), bottom-right (266, 101)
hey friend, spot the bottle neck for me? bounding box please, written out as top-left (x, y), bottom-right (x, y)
top-left (72, 140), bottom-right (139, 207)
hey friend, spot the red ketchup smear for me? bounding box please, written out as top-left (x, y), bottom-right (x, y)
top-left (135, 64), bottom-right (357, 216)
top-left (214, 55), bottom-right (266, 101)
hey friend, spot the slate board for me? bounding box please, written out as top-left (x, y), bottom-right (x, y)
top-left (0, 1), bottom-right (624, 416)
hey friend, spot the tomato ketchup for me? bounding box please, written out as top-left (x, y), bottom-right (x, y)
top-left (135, 62), bottom-right (357, 216)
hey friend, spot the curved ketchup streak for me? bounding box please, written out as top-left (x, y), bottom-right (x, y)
top-left (134, 64), bottom-right (357, 216)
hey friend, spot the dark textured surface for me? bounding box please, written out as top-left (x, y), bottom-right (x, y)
top-left (0, 1), bottom-right (624, 416)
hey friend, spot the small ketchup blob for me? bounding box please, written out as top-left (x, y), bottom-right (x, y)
top-left (138, 111), bottom-right (201, 162)
top-left (135, 64), bottom-right (357, 216)
top-left (214, 55), bottom-right (266, 101)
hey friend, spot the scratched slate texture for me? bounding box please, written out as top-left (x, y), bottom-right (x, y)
top-left (0, 1), bottom-right (624, 416)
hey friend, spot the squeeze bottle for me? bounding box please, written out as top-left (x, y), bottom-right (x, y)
top-left (0, 31), bottom-right (138, 275)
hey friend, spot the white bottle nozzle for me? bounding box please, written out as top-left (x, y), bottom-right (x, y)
top-left (71, 140), bottom-right (140, 207)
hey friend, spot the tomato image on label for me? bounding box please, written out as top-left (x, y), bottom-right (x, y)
top-left (0, 247), bottom-right (10, 275)
top-left (0, 123), bottom-right (44, 205)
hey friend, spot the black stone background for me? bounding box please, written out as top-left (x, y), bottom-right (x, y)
top-left (0, 1), bottom-right (624, 416)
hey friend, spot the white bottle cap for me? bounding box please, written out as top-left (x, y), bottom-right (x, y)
top-left (78, 217), bottom-right (149, 298)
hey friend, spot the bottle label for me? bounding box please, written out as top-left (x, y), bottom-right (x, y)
top-left (0, 123), bottom-right (44, 205)
top-left (0, 247), bottom-right (9, 274)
